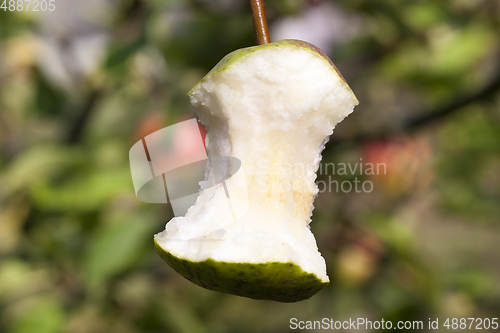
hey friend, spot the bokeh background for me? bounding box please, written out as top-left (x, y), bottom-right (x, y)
top-left (1, 0), bottom-right (499, 332)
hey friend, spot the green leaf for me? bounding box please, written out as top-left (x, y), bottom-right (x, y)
top-left (10, 295), bottom-right (65, 333)
top-left (83, 212), bottom-right (156, 291)
top-left (0, 145), bottom-right (83, 198)
top-left (30, 167), bottom-right (133, 212)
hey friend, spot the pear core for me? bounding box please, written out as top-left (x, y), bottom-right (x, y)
top-left (155, 39), bottom-right (358, 302)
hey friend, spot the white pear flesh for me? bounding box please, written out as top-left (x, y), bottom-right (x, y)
top-left (155, 39), bottom-right (358, 299)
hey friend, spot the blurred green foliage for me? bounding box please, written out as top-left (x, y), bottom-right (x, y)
top-left (0, 0), bottom-right (499, 332)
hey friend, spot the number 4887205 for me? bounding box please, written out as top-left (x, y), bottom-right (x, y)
top-left (1, 0), bottom-right (56, 11)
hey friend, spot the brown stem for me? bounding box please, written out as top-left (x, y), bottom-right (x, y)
top-left (250, 0), bottom-right (271, 45)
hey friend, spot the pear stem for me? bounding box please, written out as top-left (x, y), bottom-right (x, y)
top-left (250, 0), bottom-right (271, 45)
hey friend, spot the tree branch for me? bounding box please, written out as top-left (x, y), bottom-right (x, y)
top-left (250, 0), bottom-right (271, 45)
top-left (327, 71), bottom-right (500, 148)
top-left (405, 74), bottom-right (500, 129)
top-left (67, 89), bottom-right (101, 144)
